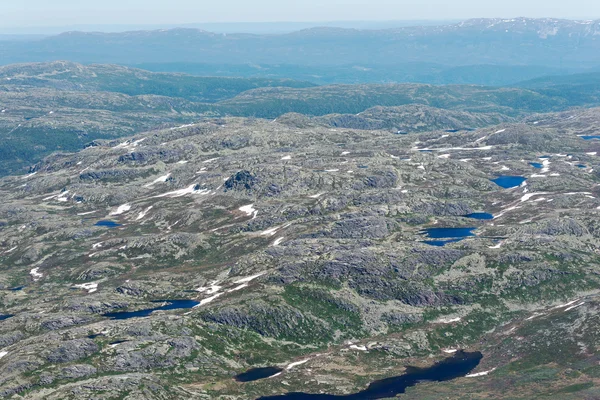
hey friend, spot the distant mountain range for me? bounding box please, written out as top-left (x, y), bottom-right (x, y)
top-left (0, 18), bottom-right (599, 86)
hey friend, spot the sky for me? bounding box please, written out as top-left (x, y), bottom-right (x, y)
top-left (1, 0), bottom-right (599, 29)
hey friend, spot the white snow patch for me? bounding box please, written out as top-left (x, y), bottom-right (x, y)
top-left (443, 349), bottom-right (458, 354)
top-left (195, 293), bottom-right (224, 307)
top-left (495, 129), bottom-right (506, 133)
top-left (349, 345), bottom-right (368, 351)
top-left (325, 169), bottom-right (339, 172)
top-left (466, 368), bottom-right (496, 378)
top-left (92, 242), bottom-right (103, 249)
top-left (154, 184), bottom-right (209, 198)
top-left (436, 317), bottom-right (461, 324)
top-left (136, 206), bottom-right (153, 221)
top-left (521, 192), bottom-right (549, 202)
top-left (203, 157), bottom-right (220, 163)
top-left (286, 359), bottom-right (310, 370)
top-left (239, 204), bottom-right (258, 219)
top-left (489, 241), bottom-right (503, 249)
top-left (3, 246), bottom-right (17, 254)
top-left (234, 272), bottom-right (266, 285)
top-left (565, 302), bottom-right (585, 312)
top-left (273, 237), bottom-right (285, 246)
top-left (170, 123), bottom-right (195, 130)
top-left (281, 155), bottom-right (292, 160)
top-left (177, 160), bottom-right (188, 164)
top-left (309, 192), bottom-right (326, 199)
top-left (74, 282), bottom-right (99, 293)
top-left (196, 281), bottom-right (222, 295)
top-left (0, 351), bottom-right (8, 359)
top-left (341, 151), bottom-right (351, 156)
top-left (110, 204), bottom-right (131, 216)
top-left (144, 173), bottom-right (171, 187)
top-left (227, 283), bottom-right (249, 293)
top-left (586, 152), bottom-right (597, 156)
top-left (77, 210), bottom-right (98, 216)
top-left (437, 154), bottom-right (451, 159)
top-left (553, 299), bottom-right (580, 310)
top-left (20, 171), bottom-right (37, 180)
top-left (30, 268), bottom-right (43, 281)
top-left (261, 227), bottom-right (279, 236)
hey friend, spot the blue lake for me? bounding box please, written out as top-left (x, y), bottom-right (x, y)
top-left (256, 351), bottom-right (483, 400)
top-left (422, 228), bottom-right (476, 247)
top-left (580, 136), bottom-right (600, 140)
top-left (0, 314), bottom-right (14, 321)
top-left (492, 176), bottom-right (526, 189)
top-left (465, 213), bottom-right (494, 220)
top-left (577, 164), bottom-right (587, 169)
top-left (529, 162), bottom-right (543, 169)
top-left (95, 220), bottom-right (122, 228)
top-left (103, 300), bottom-right (200, 320)
top-left (423, 227), bottom-right (476, 238)
top-left (236, 367), bottom-right (283, 382)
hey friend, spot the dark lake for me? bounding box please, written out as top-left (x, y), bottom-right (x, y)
top-left (103, 300), bottom-right (200, 320)
top-left (577, 164), bottom-right (587, 169)
top-left (529, 162), bottom-right (543, 169)
top-left (464, 213), bottom-right (494, 220)
top-left (236, 367), bottom-right (283, 382)
top-left (422, 228), bottom-right (475, 247)
top-left (94, 220), bottom-right (122, 228)
top-left (492, 176), bottom-right (526, 189)
top-left (256, 351), bottom-right (483, 400)
top-left (0, 314), bottom-right (14, 321)
top-left (580, 136), bottom-right (600, 140)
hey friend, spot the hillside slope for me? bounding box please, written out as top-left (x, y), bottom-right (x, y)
top-left (2, 109), bottom-right (600, 398)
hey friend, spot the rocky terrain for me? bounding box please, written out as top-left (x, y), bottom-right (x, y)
top-left (2, 106), bottom-right (600, 398)
top-left (3, 62), bottom-right (600, 178)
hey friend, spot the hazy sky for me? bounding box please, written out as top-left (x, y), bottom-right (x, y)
top-left (2, 0), bottom-right (599, 28)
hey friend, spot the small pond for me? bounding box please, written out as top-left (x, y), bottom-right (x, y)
top-left (94, 220), bottom-right (122, 228)
top-left (491, 176), bottom-right (526, 189)
top-left (421, 227), bottom-right (476, 247)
